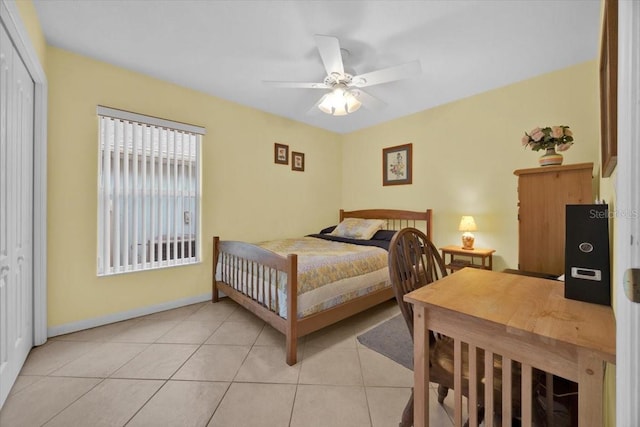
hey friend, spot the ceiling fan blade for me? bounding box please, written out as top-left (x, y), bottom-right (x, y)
top-left (314, 34), bottom-right (344, 76)
top-left (263, 81), bottom-right (330, 89)
top-left (352, 89), bottom-right (386, 111)
top-left (351, 60), bottom-right (422, 87)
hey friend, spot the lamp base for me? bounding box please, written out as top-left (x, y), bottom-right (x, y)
top-left (461, 233), bottom-right (475, 250)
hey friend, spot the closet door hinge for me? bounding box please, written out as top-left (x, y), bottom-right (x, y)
top-left (624, 269), bottom-right (640, 303)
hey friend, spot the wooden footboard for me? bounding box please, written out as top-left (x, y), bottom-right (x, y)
top-left (213, 236), bottom-right (395, 365)
top-left (213, 236), bottom-right (299, 364)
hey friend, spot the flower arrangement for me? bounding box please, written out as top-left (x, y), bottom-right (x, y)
top-left (521, 126), bottom-right (574, 152)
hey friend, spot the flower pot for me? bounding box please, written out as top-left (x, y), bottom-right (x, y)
top-left (538, 147), bottom-right (563, 166)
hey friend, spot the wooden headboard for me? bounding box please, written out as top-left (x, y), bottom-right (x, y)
top-left (339, 209), bottom-right (433, 242)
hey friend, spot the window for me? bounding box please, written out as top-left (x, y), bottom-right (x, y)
top-left (97, 106), bottom-right (204, 276)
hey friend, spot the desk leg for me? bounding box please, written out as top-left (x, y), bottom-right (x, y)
top-left (578, 353), bottom-right (604, 427)
top-left (414, 306), bottom-right (430, 427)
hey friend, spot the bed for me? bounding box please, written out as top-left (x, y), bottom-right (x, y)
top-left (212, 208), bottom-right (433, 365)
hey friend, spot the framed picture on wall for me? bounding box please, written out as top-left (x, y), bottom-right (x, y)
top-left (292, 152), bottom-right (305, 172)
top-left (599, 0), bottom-right (617, 178)
top-left (274, 143), bottom-right (289, 165)
top-left (383, 143), bottom-right (412, 186)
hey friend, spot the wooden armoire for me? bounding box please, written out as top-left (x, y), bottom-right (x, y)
top-left (513, 162), bottom-right (594, 276)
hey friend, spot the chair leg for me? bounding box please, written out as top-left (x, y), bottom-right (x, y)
top-left (400, 388), bottom-right (413, 427)
top-left (437, 385), bottom-right (449, 404)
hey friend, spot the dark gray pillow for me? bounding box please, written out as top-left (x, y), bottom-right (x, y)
top-left (372, 230), bottom-right (397, 241)
top-left (320, 225), bottom-right (337, 234)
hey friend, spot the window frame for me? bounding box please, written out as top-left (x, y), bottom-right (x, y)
top-left (96, 106), bottom-right (204, 276)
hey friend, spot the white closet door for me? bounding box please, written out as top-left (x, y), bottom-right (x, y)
top-left (616, 0), bottom-right (640, 424)
top-left (0, 20), bottom-right (34, 409)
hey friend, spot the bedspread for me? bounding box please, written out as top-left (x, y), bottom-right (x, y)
top-left (259, 237), bottom-right (388, 294)
top-left (216, 236), bottom-right (390, 318)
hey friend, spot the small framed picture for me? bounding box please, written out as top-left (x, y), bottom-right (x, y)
top-left (292, 152), bottom-right (305, 172)
top-left (382, 143), bottom-right (412, 186)
top-left (274, 143), bottom-right (289, 165)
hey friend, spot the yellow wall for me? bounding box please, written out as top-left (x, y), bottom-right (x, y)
top-left (342, 61), bottom-right (600, 271)
top-left (14, 0), bottom-right (46, 69)
top-left (46, 47), bottom-right (341, 327)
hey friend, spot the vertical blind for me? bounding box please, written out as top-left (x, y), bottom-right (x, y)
top-left (97, 106), bottom-right (204, 276)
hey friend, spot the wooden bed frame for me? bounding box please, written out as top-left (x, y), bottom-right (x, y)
top-left (212, 208), bottom-right (433, 365)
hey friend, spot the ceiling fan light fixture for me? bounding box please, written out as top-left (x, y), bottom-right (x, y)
top-left (333, 104), bottom-right (348, 116)
top-left (265, 35), bottom-right (420, 118)
top-left (345, 91), bottom-right (362, 113)
top-left (318, 87), bottom-right (362, 116)
top-left (318, 93), bottom-right (335, 114)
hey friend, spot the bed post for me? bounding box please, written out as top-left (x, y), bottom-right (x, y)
top-left (286, 253), bottom-right (298, 365)
top-left (425, 209), bottom-right (433, 242)
top-left (212, 236), bottom-right (220, 303)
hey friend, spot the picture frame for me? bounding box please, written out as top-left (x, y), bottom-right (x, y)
top-left (383, 143), bottom-right (412, 186)
top-left (274, 143), bottom-right (289, 165)
top-left (599, 0), bottom-right (617, 178)
top-left (292, 151), bottom-right (305, 172)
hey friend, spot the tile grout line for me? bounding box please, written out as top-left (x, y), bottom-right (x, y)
top-left (356, 337), bottom-right (375, 427)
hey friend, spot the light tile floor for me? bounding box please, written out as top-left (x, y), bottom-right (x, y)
top-left (0, 299), bottom-right (461, 427)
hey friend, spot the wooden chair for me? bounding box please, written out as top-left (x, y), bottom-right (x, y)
top-left (388, 227), bottom-right (521, 427)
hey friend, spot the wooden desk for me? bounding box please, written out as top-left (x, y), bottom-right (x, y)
top-left (404, 268), bottom-right (615, 427)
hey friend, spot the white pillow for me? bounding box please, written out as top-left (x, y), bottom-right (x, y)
top-left (331, 218), bottom-right (386, 240)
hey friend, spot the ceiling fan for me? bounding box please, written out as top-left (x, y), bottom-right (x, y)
top-left (263, 35), bottom-right (422, 116)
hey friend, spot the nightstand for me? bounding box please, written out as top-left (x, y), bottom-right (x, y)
top-left (440, 245), bottom-right (495, 273)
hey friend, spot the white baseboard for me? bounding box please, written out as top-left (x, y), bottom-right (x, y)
top-left (46, 293), bottom-right (212, 338)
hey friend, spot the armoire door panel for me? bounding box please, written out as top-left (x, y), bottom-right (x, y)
top-left (514, 163), bottom-right (594, 276)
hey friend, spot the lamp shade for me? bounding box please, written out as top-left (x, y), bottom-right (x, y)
top-left (317, 86), bottom-right (361, 116)
top-left (318, 93), bottom-right (334, 115)
top-left (458, 216), bottom-right (477, 232)
top-left (344, 91), bottom-right (362, 113)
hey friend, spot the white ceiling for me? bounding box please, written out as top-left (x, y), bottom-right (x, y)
top-left (33, 0), bottom-right (602, 134)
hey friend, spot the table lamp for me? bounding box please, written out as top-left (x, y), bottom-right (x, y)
top-left (458, 216), bottom-right (477, 250)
